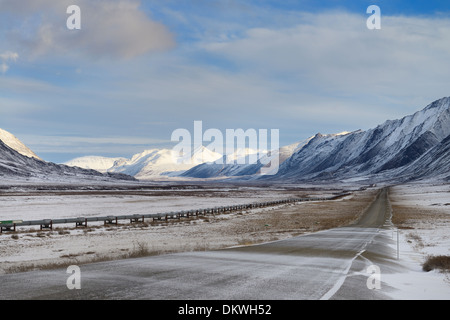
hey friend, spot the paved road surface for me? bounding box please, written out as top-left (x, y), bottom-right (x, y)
top-left (0, 188), bottom-right (402, 300)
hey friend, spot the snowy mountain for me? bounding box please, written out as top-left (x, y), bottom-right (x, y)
top-left (0, 128), bottom-right (42, 160)
top-left (63, 146), bottom-right (271, 180)
top-left (64, 156), bottom-right (127, 173)
top-left (180, 141), bottom-right (305, 178)
top-left (268, 96), bottom-right (450, 182)
top-left (0, 130), bottom-right (136, 183)
top-left (394, 133), bottom-right (450, 181)
top-left (182, 97), bottom-right (450, 183)
top-left (106, 146), bottom-right (223, 180)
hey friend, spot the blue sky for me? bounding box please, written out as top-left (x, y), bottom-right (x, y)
top-left (1, 0), bottom-right (450, 163)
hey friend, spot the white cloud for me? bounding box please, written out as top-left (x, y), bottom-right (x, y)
top-left (0, 51), bottom-right (19, 73)
top-left (0, 63), bottom-right (8, 74)
top-left (202, 12), bottom-right (450, 106)
top-left (21, 135), bottom-right (168, 146)
top-left (0, 51), bottom-right (19, 61)
top-left (2, 0), bottom-right (175, 60)
top-left (0, 96), bottom-right (48, 114)
top-left (18, 134), bottom-right (171, 157)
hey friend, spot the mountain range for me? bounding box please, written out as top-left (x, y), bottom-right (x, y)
top-left (2, 96), bottom-right (450, 184)
top-left (101, 146), bottom-right (223, 180)
top-left (64, 146), bottom-right (264, 180)
top-left (268, 96), bottom-right (450, 183)
top-left (143, 96), bottom-right (450, 184)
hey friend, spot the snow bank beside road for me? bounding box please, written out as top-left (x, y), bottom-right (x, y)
top-left (385, 183), bottom-right (450, 299)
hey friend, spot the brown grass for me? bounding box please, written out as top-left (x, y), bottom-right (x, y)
top-left (423, 255), bottom-right (450, 272)
top-left (224, 189), bottom-right (378, 238)
top-left (391, 204), bottom-right (450, 229)
top-left (390, 193), bottom-right (450, 274)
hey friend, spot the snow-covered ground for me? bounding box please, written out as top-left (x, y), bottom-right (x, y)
top-left (385, 183), bottom-right (450, 299)
top-left (383, 232), bottom-right (450, 299)
top-left (0, 192), bottom-right (284, 222)
top-left (0, 183), bottom-right (342, 223)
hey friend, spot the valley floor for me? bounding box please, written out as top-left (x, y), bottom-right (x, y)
top-left (0, 182), bottom-right (448, 299)
top-left (0, 185), bottom-right (364, 273)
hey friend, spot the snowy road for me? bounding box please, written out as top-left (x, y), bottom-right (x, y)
top-left (0, 188), bottom-right (402, 300)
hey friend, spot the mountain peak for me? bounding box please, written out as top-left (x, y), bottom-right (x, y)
top-left (64, 156), bottom-right (127, 173)
top-left (424, 96), bottom-right (450, 111)
top-left (0, 128), bottom-right (42, 160)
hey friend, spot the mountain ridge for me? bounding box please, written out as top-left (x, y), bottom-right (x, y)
top-left (263, 96), bottom-right (450, 182)
top-left (0, 128), bottom-right (42, 160)
top-left (20, 96), bottom-right (450, 184)
top-left (0, 131), bottom-right (136, 183)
